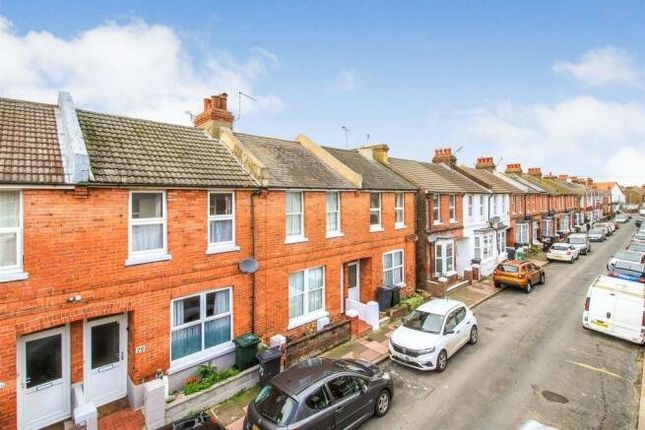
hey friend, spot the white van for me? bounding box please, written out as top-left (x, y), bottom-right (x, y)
top-left (582, 275), bottom-right (645, 344)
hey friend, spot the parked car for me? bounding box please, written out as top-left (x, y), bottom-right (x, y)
top-left (244, 358), bottom-right (393, 430)
top-left (493, 260), bottom-right (545, 293)
top-left (593, 222), bottom-right (613, 236)
top-left (633, 231), bottom-right (645, 243)
top-left (389, 299), bottom-right (477, 372)
top-left (546, 243), bottom-right (579, 263)
top-left (629, 242), bottom-right (645, 253)
top-left (607, 261), bottom-right (645, 284)
top-left (607, 250), bottom-right (645, 271)
top-left (587, 228), bottom-right (607, 242)
top-left (615, 214), bottom-right (630, 223)
top-left (636, 219), bottom-right (643, 228)
top-left (583, 275), bottom-right (645, 344)
top-left (567, 233), bottom-right (591, 255)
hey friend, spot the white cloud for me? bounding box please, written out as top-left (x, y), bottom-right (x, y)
top-left (0, 16), bottom-right (284, 124)
top-left (465, 97), bottom-right (645, 185)
top-left (553, 46), bottom-right (643, 89)
top-left (337, 68), bottom-right (362, 92)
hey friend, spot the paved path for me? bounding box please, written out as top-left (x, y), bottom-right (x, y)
top-left (366, 221), bottom-right (643, 430)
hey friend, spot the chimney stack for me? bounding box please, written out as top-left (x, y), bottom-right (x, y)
top-left (475, 157), bottom-right (496, 171)
top-left (505, 163), bottom-right (522, 174)
top-left (558, 174), bottom-right (569, 182)
top-left (586, 178), bottom-right (593, 186)
top-left (194, 93), bottom-right (235, 139)
top-left (527, 167), bottom-right (542, 178)
top-left (358, 143), bottom-right (389, 164)
top-left (432, 147), bottom-right (457, 165)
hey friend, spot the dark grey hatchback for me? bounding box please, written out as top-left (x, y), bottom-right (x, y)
top-left (243, 357), bottom-right (393, 430)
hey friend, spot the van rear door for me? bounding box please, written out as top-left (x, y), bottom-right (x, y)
top-left (587, 287), bottom-right (616, 334)
top-left (612, 293), bottom-right (643, 342)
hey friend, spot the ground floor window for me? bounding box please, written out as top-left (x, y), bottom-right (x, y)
top-left (435, 241), bottom-right (454, 275)
top-left (474, 233), bottom-right (494, 260)
top-left (383, 250), bottom-right (404, 286)
top-left (171, 288), bottom-right (232, 362)
top-left (289, 267), bottom-right (325, 320)
top-left (496, 230), bottom-right (506, 255)
top-left (543, 219), bottom-right (553, 236)
top-left (515, 223), bottom-right (529, 244)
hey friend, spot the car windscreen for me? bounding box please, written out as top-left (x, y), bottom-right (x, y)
top-left (614, 251), bottom-right (642, 263)
top-left (630, 243), bottom-right (645, 252)
top-left (254, 384), bottom-right (298, 425)
top-left (588, 229), bottom-right (603, 235)
top-left (568, 237), bottom-right (586, 244)
top-left (497, 264), bottom-right (519, 273)
top-left (550, 245), bottom-right (569, 251)
top-left (403, 310), bottom-right (444, 334)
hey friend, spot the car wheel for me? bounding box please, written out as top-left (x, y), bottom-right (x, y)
top-left (540, 273), bottom-right (545, 285)
top-left (468, 325), bottom-right (478, 345)
top-left (525, 281), bottom-right (532, 294)
top-left (569, 258), bottom-right (574, 264)
top-left (494, 281), bottom-right (502, 288)
top-left (374, 389), bottom-right (391, 417)
top-left (436, 350), bottom-right (448, 373)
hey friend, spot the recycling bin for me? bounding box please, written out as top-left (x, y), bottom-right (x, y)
top-left (233, 333), bottom-right (260, 370)
top-left (257, 347), bottom-right (282, 386)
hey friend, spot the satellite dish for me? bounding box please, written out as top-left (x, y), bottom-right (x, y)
top-left (490, 216), bottom-right (501, 224)
top-left (427, 234), bottom-right (438, 243)
top-left (239, 258), bottom-right (259, 274)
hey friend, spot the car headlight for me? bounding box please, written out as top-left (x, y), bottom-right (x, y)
top-left (418, 346), bottom-right (436, 355)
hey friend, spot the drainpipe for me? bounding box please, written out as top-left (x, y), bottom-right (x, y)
top-left (250, 188), bottom-right (263, 334)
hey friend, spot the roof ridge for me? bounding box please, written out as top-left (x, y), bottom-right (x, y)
top-left (0, 96), bottom-right (57, 108)
top-left (76, 108), bottom-right (199, 131)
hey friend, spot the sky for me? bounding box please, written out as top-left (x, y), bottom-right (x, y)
top-left (1, 1), bottom-right (644, 185)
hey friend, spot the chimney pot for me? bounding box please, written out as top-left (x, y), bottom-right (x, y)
top-left (194, 93), bottom-right (235, 138)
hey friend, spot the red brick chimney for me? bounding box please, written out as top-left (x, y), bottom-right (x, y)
top-left (586, 178), bottom-right (593, 186)
top-left (475, 156), bottom-right (495, 171)
top-left (194, 93), bottom-right (235, 138)
top-left (432, 147), bottom-right (457, 165)
top-left (505, 163), bottom-right (522, 174)
top-left (527, 167), bottom-right (542, 178)
top-left (558, 174), bottom-right (569, 182)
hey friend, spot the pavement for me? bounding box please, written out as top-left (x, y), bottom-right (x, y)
top-left (365, 219), bottom-right (643, 430)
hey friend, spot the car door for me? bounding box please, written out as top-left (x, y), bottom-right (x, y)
top-left (453, 307), bottom-right (470, 348)
top-left (298, 386), bottom-right (335, 430)
top-left (442, 311), bottom-right (461, 356)
top-left (526, 263), bottom-right (539, 284)
top-left (328, 375), bottom-right (371, 429)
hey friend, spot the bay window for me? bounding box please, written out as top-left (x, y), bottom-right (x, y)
top-left (289, 267), bottom-right (325, 326)
top-left (0, 191), bottom-right (26, 281)
top-left (383, 250), bottom-right (404, 286)
top-left (171, 288), bottom-right (232, 363)
top-left (208, 192), bottom-right (237, 252)
top-left (395, 193), bottom-right (405, 228)
top-left (326, 192), bottom-right (342, 236)
top-left (128, 191), bottom-right (169, 265)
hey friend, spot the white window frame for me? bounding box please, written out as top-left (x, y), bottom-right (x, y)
top-left (169, 287), bottom-right (234, 372)
top-left (479, 195), bottom-right (484, 217)
top-left (515, 223), bottom-right (529, 244)
top-left (288, 266), bottom-right (328, 329)
top-left (369, 192), bottom-right (383, 232)
top-left (497, 230), bottom-right (506, 255)
top-left (481, 233), bottom-right (494, 259)
top-left (433, 194), bottom-right (441, 224)
top-left (0, 190), bottom-right (28, 282)
top-left (434, 240), bottom-right (454, 276)
top-left (493, 195), bottom-right (498, 215)
top-left (285, 191), bottom-right (307, 244)
top-left (467, 195), bottom-right (473, 218)
top-left (501, 195), bottom-right (506, 215)
top-left (383, 250), bottom-right (405, 287)
top-left (394, 192), bottom-right (406, 229)
top-left (126, 190), bottom-right (170, 266)
top-left (543, 219), bottom-right (553, 237)
top-left (326, 192), bottom-right (343, 238)
top-left (207, 191), bottom-right (240, 254)
top-left (449, 194), bottom-right (456, 222)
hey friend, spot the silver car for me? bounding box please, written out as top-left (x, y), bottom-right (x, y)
top-left (568, 233), bottom-right (591, 255)
top-left (244, 358), bottom-right (393, 430)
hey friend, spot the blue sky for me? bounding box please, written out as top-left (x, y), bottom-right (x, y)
top-left (1, 1), bottom-right (644, 183)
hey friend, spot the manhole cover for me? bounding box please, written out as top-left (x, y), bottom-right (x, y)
top-left (542, 390), bottom-right (569, 404)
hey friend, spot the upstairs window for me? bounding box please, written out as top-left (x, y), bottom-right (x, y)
top-left (128, 191), bottom-right (168, 265)
top-left (449, 195), bottom-right (456, 221)
top-left (395, 193), bottom-right (405, 228)
top-left (0, 191), bottom-right (24, 280)
top-left (493, 195), bottom-right (498, 215)
top-left (479, 195), bottom-right (484, 217)
top-left (208, 192), bottom-right (236, 251)
top-left (467, 195), bottom-right (473, 217)
top-left (433, 194), bottom-right (441, 223)
top-left (326, 192), bottom-right (341, 236)
top-left (286, 192), bottom-right (305, 241)
top-left (369, 193), bottom-right (382, 231)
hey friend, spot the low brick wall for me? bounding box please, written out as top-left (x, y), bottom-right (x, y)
top-left (286, 320), bottom-right (351, 365)
top-left (164, 365), bottom-right (259, 424)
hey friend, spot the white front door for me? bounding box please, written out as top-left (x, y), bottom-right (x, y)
top-left (348, 261), bottom-right (360, 302)
top-left (84, 314), bottom-right (128, 406)
top-left (18, 326), bottom-right (71, 430)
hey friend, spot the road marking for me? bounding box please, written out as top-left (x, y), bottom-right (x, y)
top-left (565, 360), bottom-right (624, 379)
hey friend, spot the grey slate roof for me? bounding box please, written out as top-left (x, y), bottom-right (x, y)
top-left (234, 133), bottom-right (356, 189)
top-left (503, 173), bottom-right (544, 194)
top-left (77, 110), bottom-right (257, 188)
top-left (388, 157), bottom-right (490, 194)
top-left (323, 147), bottom-right (416, 191)
top-left (0, 97), bottom-right (66, 184)
top-left (459, 166), bottom-right (524, 194)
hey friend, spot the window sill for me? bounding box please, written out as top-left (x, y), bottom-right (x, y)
top-left (205, 244), bottom-right (241, 255)
top-left (0, 271), bottom-right (29, 283)
top-left (433, 221), bottom-right (442, 225)
top-left (285, 236), bottom-right (309, 245)
top-left (449, 220), bottom-right (458, 224)
top-left (125, 253), bottom-right (172, 267)
top-left (288, 310), bottom-right (329, 330)
top-left (325, 231), bottom-right (345, 239)
top-left (394, 223), bottom-right (407, 230)
top-left (167, 341), bottom-right (235, 375)
top-left (369, 225), bottom-right (384, 233)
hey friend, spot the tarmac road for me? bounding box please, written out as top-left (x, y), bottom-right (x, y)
top-left (366, 220), bottom-right (643, 430)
